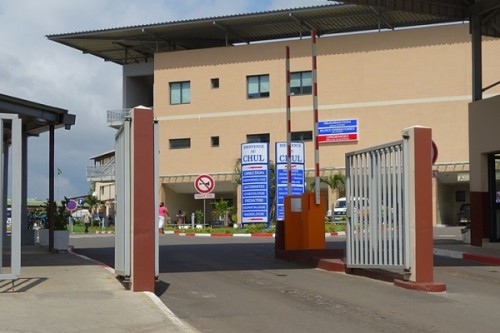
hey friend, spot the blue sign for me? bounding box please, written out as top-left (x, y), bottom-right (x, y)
top-left (241, 143), bottom-right (269, 225)
top-left (275, 142), bottom-right (305, 221)
top-left (318, 119), bottom-right (358, 143)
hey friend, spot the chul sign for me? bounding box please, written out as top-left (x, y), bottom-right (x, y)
top-left (275, 142), bottom-right (305, 221)
top-left (241, 143), bottom-right (269, 225)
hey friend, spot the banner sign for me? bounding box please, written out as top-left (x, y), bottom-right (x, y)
top-left (275, 142), bottom-right (305, 221)
top-left (318, 119), bottom-right (358, 143)
top-left (241, 143), bottom-right (269, 225)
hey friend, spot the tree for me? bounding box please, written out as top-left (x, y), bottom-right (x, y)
top-left (210, 198), bottom-right (233, 226)
top-left (320, 173), bottom-right (346, 198)
top-left (84, 189), bottom-right (103, 226)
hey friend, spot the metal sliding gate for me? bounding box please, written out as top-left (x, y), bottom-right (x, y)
top-left (345, 140), bottom-right (410, 271)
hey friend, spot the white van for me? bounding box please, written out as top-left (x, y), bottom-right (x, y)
top-left (333, 197), bottom-right (347, 222)
top-left (333, 197), bottom-right (369, 222)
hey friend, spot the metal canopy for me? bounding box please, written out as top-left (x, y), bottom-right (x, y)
top-left (340, 0), bottom-right (500, 38)
top-left (47, 3), bottom-right (460, 66)
top-left (0, 93), bottom-right (75, 137)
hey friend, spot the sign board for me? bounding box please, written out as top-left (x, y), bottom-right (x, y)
top-left (194, 193), bottom-right (215, 199)
top-left (318, 119), bottom-right (358, 143)
top-left (275, 142), bottom-right (305, 221)
top-left (457, 173), bottom-right (470, 182)
top-left (194, 174), bottom-right (215, 194)
top-left (66, 199), bottom-right (78, 211)
top-left (241, 143), bottom-right (269, 225)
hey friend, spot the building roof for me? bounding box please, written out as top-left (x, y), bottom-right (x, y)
top-left (0, 93), bottom-right (76, 137)
top-left (89, 150), bottom-right (115, 161)
top-left (47, 3), bottom-right (461, 66)
top-left (342, 0), bottom-right (500, 38)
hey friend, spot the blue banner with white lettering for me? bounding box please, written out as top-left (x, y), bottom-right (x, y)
top-left (241, 143), bottom-right (269, 225)
top-left (275, 142), bottom-right (305, 221)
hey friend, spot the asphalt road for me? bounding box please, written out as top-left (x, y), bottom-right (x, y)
top-left (70, 234), bottom-right (500, 333)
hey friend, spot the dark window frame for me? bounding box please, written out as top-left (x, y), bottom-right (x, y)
top-left (169, 138), bottom-right (191, 149)
top-left (211, 136), bottom-right (220, 147)
top-left (246, 133), bottom-right (270, 143)
top-left (211, 78), bottom-right (219, 89)
top-left (290, 71), bottom-right (312, 96)
top-left (291, 130), bottom-right (313, 142)
top-left (170, 81), bottom-right (191, 105)
top-left (247, 74), bottom-right (270, 99)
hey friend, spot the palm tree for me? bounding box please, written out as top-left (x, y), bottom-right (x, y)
top-left (84, 189), bottom-right (103, 226)
top-left (320, 173), bottom-right (346, 198)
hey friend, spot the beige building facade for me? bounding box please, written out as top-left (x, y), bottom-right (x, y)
top-left (150, 23), bottom-right (500, 226)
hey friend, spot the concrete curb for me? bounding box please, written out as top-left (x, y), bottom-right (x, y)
top-left (434, 248), bottom-right (500, 265)
top-left (169, 231), bottom-right (346, 238)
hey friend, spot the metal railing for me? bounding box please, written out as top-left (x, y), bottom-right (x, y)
top-left (106, 109), bottom-right (130, 128)
top-left (345, 140), bottom-right (409, 270)
top-left (86, 156), bottom-right (116, 180)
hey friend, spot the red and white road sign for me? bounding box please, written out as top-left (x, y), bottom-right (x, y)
top-left (194, 174), bottom-right (215, 194)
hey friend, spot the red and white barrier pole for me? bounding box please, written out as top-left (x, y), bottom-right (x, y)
top-left (286, 46), bottom-right (292, 196)
top-left (312, 29), bottom-right (320, 205)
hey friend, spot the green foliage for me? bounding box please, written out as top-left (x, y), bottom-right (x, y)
top-left (210, 198), bottom-right (233, 221)
top-left (232, 158), bottom-right (242, 185)
top-left (194, 210), bottom-right (204, 223)
top-left (320, 173), bottom-right (346, 197)
top-left (243, 223), bottom-right (267, 234)
top-left (325, 223), bottom-right (346, 233)
top-left (41, 197), bottom-right (70, 230)
top-left (84, 189), bottom-right (103, 213)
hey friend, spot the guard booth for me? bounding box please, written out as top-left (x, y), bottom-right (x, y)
top-left (114, 106), bottom-right (157, 292)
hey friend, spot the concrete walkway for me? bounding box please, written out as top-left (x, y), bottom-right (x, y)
top-left (0, 245), bottom-right (199, 333)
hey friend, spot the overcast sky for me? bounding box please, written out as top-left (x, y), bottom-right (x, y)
top-left (0, 0), bottom-right (332, 200)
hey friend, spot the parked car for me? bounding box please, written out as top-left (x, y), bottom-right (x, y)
top-left (333, 197), bottom-right (369, 222)
top-left (333, 197), bottom-right (347, 222)
top-left (5, 208), bottom-right (12, 233)
top-left (457, 203), bottom-right (471, 226)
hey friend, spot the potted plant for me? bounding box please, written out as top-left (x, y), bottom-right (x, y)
top-left (194, 209), bottom-right (204, 227)
top-left (38, 199), bottom-right (70, 251)
top-left (53, 201), bottom-right (71, 251)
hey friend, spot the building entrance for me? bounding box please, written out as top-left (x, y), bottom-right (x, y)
top-left (488, 153), bottom-right (500, 242)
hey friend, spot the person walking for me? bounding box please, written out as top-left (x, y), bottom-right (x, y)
top-left (176, 210), bottom-right (185, 227)
top-left (83, 210), bottom-right (92, 233)
top-left (158, 202), bottom-right (169, 234)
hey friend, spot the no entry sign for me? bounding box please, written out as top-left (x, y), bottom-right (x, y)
top-left (194, 174), bottom-right (215, 194)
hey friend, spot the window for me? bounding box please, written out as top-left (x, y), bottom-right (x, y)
top-left (211, 78), bottom-right (219, 89)
top-left (291, 131), bottom-right (313, 142)
top-left (169, 138), bottom-right (191, 149)
top-left (170, 81), bottom-right (190, 104)
top-left (211, 136), bottom-right (219, 147)
top-left (247, 133), bottom-right (270, 143)
top-left (290, 71), bottom-right (312, 95)
top-left (247, 74), bottom-right (270, 99)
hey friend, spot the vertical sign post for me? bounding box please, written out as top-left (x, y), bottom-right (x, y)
top-left (241, 143), bottom-right (269, 227)
top-left (275, 142), bottom-right (305, 221)
top-left (194, 174), bottom-right (215, 226)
